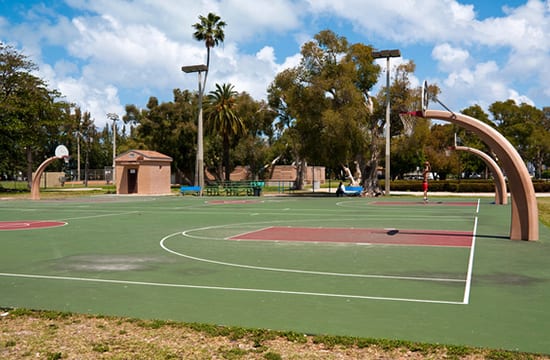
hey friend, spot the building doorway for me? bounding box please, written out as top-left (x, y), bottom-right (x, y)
top-left (127, 168), bottom-right (138, 193)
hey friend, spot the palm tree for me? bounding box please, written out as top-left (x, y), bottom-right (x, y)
top-left (192, 12), bottom-right (226, 88)
top-left (192, 13), bottom-right (226, 190)
top-left (207, 83), bottom-right (246, 181)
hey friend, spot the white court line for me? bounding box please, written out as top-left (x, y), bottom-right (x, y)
top-left (462, 199), bottom-right (480, 304)
top-left (0, 272), bottom-right (464, 305)
top-left (56, 211), bottom-right (139, 221)
top-left (226, 226), bottom-right (274, 240)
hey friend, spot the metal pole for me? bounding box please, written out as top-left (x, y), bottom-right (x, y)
top-left (107, 113), bottom-right (119, 188)
top-left (384, 56), bottom-right (391, 196)
top-left (372, 49), bottom-right (400, 197)
top-left (77, 133), bottom-right (80, 182)
top-left (112, 120), bottom-right (116, 185)
top-left (197, 71), bottom-right (204, 196)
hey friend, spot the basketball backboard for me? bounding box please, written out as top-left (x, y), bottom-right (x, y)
top-left (55, 145), bottom-right (69, 159)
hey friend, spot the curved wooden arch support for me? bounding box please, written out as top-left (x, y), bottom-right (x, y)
top-left (424, 110), bottom-right (538, 241)
top-left (452, 146), bottom-right (507, 205)
top-left (31, 156), bottom-right (61, 200)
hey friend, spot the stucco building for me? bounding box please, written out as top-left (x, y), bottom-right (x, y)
top-left (115, 150), bottom-right (172, 195)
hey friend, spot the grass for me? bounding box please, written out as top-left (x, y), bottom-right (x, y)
top-left (538, 197), bottom-right (550, 227)
top-left (1, 309), bottom-right (549, 359)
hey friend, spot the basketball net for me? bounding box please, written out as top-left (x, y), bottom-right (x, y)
top-left (398, 112), bottom-right (415, 137)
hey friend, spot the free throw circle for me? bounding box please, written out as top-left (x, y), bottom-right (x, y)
top-left (0, 220), bottom-right (67, 230)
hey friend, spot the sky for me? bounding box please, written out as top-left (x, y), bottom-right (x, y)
top-left (1, 0), bottom-right (549, 128)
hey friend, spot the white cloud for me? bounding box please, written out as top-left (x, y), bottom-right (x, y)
top-left (2, 0), bottom-right (549, 127)
top-left (432, 43), bottom-right (469, 72)
top-left (218, 0), bottom-right (303, 41)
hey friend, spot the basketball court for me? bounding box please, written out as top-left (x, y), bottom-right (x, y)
top-left (0, 195), bottom-right (549, 354)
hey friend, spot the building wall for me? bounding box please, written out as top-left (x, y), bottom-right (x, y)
top-left (227, 165), bottom-right (325, 184)
top-left (138, 161), bottom-right (171, 194)
top-left (115, 162), bottom-right (171, 195)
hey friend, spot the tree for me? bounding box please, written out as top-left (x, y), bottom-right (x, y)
top-left (0, 43), bottom-right (71, 187)
top-left (268, 30), bottom-right (380, 190)
top-left (192, 12), bottom-right (226, 187)
top-left (205, 83), bottom-right (246, 181)
top-left (489, 100), bottom-right (549, 177)
top-left (232, 95), bottom-right (276, 180)
top-left (192, 12), bottom-right (226, 92)
top-left (425, 123), bottom-right (457, 180)
top-left (456, 105), bottom-right (494, 178)
top-left (382, 61), bottom-right (431, 180)
top-left (124, 89), bottom-right (199, 184)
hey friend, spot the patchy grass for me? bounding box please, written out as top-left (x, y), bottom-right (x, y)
top-left (1, 309), bottom-right (549, 359)
top-left (538, 197), bottom-right (550, 227)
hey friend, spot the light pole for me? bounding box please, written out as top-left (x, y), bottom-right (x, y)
top-left (76, 131), bottom-right (81, 182)
top-left (106, 113), bottom-right (119, 187)
top-left (372, 49), bottom-right (401, 196)
top-left (181, 64), bottom-right (208, 196)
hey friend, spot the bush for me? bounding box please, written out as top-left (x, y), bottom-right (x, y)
top-left (388, 179), bottom-right (549, 193)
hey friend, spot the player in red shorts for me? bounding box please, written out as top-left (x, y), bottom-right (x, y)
top-left (422, 161), bottom-right (431, 203)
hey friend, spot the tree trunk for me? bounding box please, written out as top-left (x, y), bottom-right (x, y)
top-left (223, 134), bottom-right (230, 181)
top-left (26, 147), bottom-right (33, 190)
top-left (362, 142), bottom-right (383, 197)
top-left (294, 159), bottom-right (306, 190)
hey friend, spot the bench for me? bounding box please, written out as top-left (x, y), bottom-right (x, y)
top-left (344, 186), bottom-right (363, 196)
top-left (225, 181), bottom-right (262, 196)
top-left (205, 185), bottom-right (220, 196)
top-left (206, 180), bottom-right (264, 196)
top-left (180, 185), bottom-right (201, 195)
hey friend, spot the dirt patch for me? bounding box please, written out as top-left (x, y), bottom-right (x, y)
top-left (53, 255), bottom-right (166, 272)
top-left (2, 310), bottom-right (544, 359)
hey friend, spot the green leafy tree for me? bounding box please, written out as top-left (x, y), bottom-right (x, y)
top-left (232, 95), bottom-right (276, 180)
top-left (205, 83), bottom-right (246, 181)
top-left (425, 123), bottom-right (457, 180)
top-left (456, 105), bottom-right (494, 178)
top-left (192, 12), bottom-right (226, 185)
top-left (0, 43), bottom-right (70, 187)
top-left (384, 61), bottom-right (432, 180)
top-left (268, 30), bottom-right (380, 189)
top-left (124, 89), bottom-right (199, 184)
top-left (489, 100), bottom-right (549, 177)
top-left (192, 13), bottom-right (226, 81)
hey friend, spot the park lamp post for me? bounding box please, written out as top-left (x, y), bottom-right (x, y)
top-left (181, 64), bottom-right (208, 196)
top-left (106, 113), bottom-right (119, 186)
top-left (372, 49), bottom-right (401, 196)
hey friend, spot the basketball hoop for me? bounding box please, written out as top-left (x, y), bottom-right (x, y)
top-left (55, 145), bottom-right (69, 159)
top-left (398, 112), bottom-right (415, 137)
top-left (445, 146), bottom-right (454, 157)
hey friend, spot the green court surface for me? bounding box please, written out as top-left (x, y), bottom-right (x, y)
top-left (1, 195), bottom-right (549, 354)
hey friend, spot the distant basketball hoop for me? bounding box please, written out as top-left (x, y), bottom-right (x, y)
top-left (31, 145), bottom-right (71, 200)
top-left (55, 145), bottom-right (69, 159)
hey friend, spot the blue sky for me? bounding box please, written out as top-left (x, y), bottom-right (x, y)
top-left (1, 0), bottom-right (549, 128)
